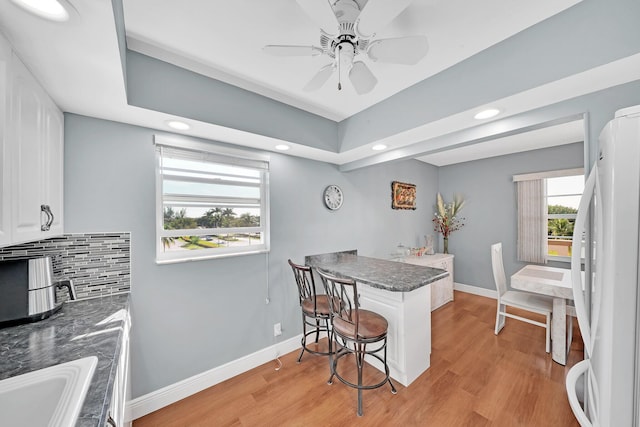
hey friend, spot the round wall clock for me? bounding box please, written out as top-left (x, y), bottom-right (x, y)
top-left (323, 185), bottom-right (343, 210)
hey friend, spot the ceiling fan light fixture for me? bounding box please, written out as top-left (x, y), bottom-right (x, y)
top-left (335, 42), bottom-right (356, 70)
top-left (267, 0), bottom-right (422, 95)
top-left (11, 0), bottom-right (69, 21)
top-left (474, 108), bottom-right (501, 120)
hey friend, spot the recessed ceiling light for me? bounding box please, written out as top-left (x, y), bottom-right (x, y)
top-left (372, 144), bottom-right (387, 151)
top-left (166, 120), bottom-right (190, 130)
top-left (275, 144), bottom-right (290, 151)
top-left (474, 108), bottom-right (501, 120)
top-left (11, 0), bottom-right (69, 21)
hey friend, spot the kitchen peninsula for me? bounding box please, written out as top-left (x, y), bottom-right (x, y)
top-left (305, 250), bottom-right (448, 386)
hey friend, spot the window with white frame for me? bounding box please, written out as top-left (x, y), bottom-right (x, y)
top-left (514, 168), bottom-right (584, 262)
top-left (155, 136), bottom-right (269, 263)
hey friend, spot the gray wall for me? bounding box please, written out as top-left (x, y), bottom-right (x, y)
top-left (438, 142), bottom-right (584, 291)
top-left (119, 0), bottom-right (640, 157)
top-left (339, 0), bottom-right (640, 149)
top-left (63, 114), bottom-right (438, 397)
top-left (126, 51), bottom-right (338, 152)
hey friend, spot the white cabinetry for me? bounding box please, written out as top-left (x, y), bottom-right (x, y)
top-left (0, 35), bottom-right (11, 246)
top-left (357, 283), bottom-right (431, 387)
top-left (106, 311), bottom-right (131, 427)
top-left (405, 254), bottom-right (455, 310)
top-left (0, 34), bottom-right (63, 247)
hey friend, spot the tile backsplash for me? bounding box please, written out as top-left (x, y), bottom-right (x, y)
top-left (0, 232), bottom-right (130, 301)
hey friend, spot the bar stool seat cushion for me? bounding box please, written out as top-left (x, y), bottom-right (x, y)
top-left (301, 295), bottom-right (334, 316)
top-left (333, 309), bottom-right (388, 340)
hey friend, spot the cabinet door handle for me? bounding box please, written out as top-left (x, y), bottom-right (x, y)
top-left (41, 205), bottom-right (50, 231)
top-left (46, 206), bottom-right (54, 229)
top-left (40, 204), bottom-right (54, 231)
top-left (107, 415), bottom-right (117, 426)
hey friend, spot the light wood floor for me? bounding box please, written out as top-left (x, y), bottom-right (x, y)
top-left (134, 291), bottom-right (583, 426)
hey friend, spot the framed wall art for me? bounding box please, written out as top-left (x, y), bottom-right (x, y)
top-left (391, 181), bottom-right (416, 210)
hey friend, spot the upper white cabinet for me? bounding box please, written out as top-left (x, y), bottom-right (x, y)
top-left (0, 34), bottom-right (63, 247)
top-left (405, 253), bottom-right (455, 310)
top-left (0, 35), bottom-right (11, 246)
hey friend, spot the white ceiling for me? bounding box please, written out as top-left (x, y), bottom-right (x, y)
top-left (123, 0), bottom-right (581, 122)
top-left (2, 0), bottom-right (635, 167)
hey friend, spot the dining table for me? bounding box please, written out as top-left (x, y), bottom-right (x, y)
top-left (510, 264), bottom-right (579, 365)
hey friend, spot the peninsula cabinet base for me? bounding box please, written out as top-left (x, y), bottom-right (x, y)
top-left (405, 254), bottom-right (455, 311)
top-left (357, 283), bottom-right (431, 387)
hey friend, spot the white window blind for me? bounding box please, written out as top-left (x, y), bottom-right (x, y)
top-left (155, 136), bottom-right (270, 263)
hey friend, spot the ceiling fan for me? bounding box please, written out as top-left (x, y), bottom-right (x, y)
top-left (263, 0), bottom-right (428, 95)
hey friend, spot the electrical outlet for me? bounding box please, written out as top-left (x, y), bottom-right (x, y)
top-left (273, 322), bottom-right (282, 337)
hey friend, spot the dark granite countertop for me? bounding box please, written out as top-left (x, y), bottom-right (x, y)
top-left (0, 293), bottom-right (130, 427)
top-left (305, 251), bottom-right (448, 292)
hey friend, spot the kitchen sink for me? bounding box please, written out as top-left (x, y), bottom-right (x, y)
top-left (0, 356), bottom-right (98, 427)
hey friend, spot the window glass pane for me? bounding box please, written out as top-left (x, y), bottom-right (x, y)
top-left (547, 218), bottom-right (575, 256)
top-left (159, 233), bottom-right (264, 253)
top-left (546, 174), bottom-right (583, 259)
top-left (163, 207), bottom-right (261, 230)
top-left (547, 175), bottom-right (584, 196)
top-left (548, 236), bottom-right (574, 257)
top-left (548, 195), bottom-right (581, 212)
top-left (548, 218), bottom-right (575, 238)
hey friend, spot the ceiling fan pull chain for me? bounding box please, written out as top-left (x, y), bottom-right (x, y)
top-left (337, 44), bottom-right (342, 90)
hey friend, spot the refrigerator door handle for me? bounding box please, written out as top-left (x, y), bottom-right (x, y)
top-left (571, 164), bottom-right (598, 356)
top-left (566, 359), bottom-right (594, 427)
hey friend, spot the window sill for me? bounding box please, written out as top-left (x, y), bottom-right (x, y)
top-left (156, 249), bottom-right (269, 265)
top-left (548, 255), bottom-right (571, 263)
top-left (548, 255), bottom-right (585, 264)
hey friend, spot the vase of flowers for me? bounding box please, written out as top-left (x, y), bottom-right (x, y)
top-left (432, 193), bottom-right (465, 254)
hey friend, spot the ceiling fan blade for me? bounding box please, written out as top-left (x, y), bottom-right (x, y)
top-left (367, 36), bottom-right (429, 65)
top-left (349, 61), bottom-right (377, 95)
top-left (263, 45), bottom-right (323, 57)
top-left (303, 64), bottom-right (334, 91)
top-left (295, 0), bottom-right (338, 35)
top-left (356, 0), bottom-right (412, 37)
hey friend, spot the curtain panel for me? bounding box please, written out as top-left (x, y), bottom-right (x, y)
top-left (516, 179), bottom-right (548, 263)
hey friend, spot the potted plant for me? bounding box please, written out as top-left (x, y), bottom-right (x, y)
top-left (432, 193), bottom-right (465, 254)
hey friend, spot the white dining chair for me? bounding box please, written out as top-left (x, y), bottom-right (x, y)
top-left (491, 242), bottom-right (554, 353)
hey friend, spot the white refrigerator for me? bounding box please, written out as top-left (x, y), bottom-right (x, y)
top-left (567, 105), bottom-right (640, 427)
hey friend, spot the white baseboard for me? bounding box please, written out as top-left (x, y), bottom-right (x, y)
top-left (127, 334), bottom-right (303, 420)
top-left (454, 282), bottom-right (497, 299)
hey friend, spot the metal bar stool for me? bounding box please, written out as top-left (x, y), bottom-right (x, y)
top-left (316, 268), bottom-right (396, 416)
top-left (288, 259), bottom-right (333, 362)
